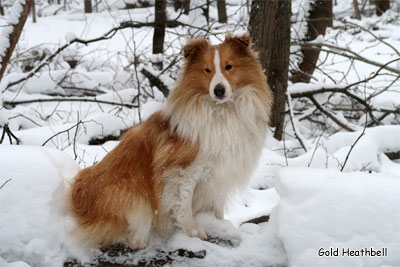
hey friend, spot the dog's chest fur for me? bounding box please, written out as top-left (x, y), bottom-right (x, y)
top-left (165, 87), bottom-right (269, 200)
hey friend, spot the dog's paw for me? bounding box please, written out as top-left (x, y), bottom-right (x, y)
top-left (183, 226), bottom-right (207, 240)
top-left (126, 238), bottom-right (148, 251)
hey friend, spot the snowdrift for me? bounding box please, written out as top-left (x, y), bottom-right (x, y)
top-left (271, 167), bottom-right (400, 267)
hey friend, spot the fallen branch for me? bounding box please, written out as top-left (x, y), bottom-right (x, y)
top-left (64, 244), bottom-right (206, 267)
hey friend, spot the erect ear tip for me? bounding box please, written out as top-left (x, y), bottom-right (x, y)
top-left (236, 33), bottom-right (251, 47)
top-left (183, 38), bottom-right (209, 58)
top-left (225, 32), bottom-right (252, 47)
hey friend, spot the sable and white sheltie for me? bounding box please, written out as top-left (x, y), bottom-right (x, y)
top-left (68, 33), bottom-right (272, 248)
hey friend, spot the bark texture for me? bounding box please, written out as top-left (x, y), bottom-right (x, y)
top-left (353, 0), bottom-right (361, 20)
top-left (152, 0), bottom-right (166, 70)
top-left (217, 0), bottom-right (227, 23)
top-left (375, 0), bottom-right (390, 16)
top-left (84, 0), bottom-right (92, 13)
top-left (249, 0), bottom-right (291, 140)
top-left (32, 0), bottom-right (37, 23)
top-left (184, 0), bottom-right (190, 15)
top-left (290, 0), bottom-right (332, 84)
top-left (0, 1), bottom-right (33, 82)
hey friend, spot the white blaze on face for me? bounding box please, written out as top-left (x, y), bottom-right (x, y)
top-left (209, 49), bottom-right (232, 104)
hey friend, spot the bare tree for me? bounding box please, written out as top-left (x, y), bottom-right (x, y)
top-left (217, 0), bottom-right (227, 23)
top-left (249, 0), bottom-right (291, 140)
top-left (291, 0), bottom-right (332, 84)
top-left (184, 0), bottom-right (190, 15)
top-left (0, 1), bottom-right (33, 82)
top-left (84, 0), bottom-right (92, 13)
top-left (375, 0), bottom-right (390, 16)
top-left (202, 0), bottom-right (211, 25)
top-left (0, 1), bottom-right (4, 16)
top-left (32, 0), bottom-right (37, 23)
top-left (353, 0), bottom-right (361, 20)
top-left (153, 0), bottom-right (166, 70)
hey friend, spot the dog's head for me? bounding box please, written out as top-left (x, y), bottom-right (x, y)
top-left (180, 33), bottom-right (261, 104)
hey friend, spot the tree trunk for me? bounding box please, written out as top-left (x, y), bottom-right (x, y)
top-left (0, 0), bottom-right (4, 16)
top-left (217, 0), bottom-right (227, 23)
top-left (32, 0), bottom-right (37, 23)
top-left (0, 1), bottom-right (33, 82)
top-left (84, 0), bottom-right (92, 13)
top-left (290, 0), bottom-right (332, 84)
top-left (249, 0), bottom-right (291, 140)
top-left (353, 0), bottom-right (361, 20)
top-left (202, 0), bottom-right (210, 25)
top-left (184, 0), bottom-right (190, 15)
top-left (152, 0), bottom-right (166, 70)
top-left (375, 0), bottom-right (390, 16)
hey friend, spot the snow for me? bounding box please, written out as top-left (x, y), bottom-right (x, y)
top-left (288, 82), bottom-right (346, 95)
top-left (0, 145), bottom-right (79, 267)
top-left (0, 0), bottom-right (26, 58)
top-left (188, 0), bottom-right (208, 37)
top-left (0, 1), bottom-right (400, 267)
top-left (271, 167), bottom-right (400, 267)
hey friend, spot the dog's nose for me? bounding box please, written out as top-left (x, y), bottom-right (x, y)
top-left (214, 84), bottom-right (225, 98)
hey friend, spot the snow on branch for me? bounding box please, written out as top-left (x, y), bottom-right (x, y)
top-left (0, 0), bottom-right (33, 82)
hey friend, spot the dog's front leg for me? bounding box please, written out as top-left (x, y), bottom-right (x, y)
top-left (162, 166), bottom-right (207, 239)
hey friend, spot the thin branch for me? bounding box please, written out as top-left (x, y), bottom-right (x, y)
top-left (342, 20), bottom-right (400, 56)
top-left (340, 113), bottom-right (368, 171)
top-left (0, 123), bottom-right (21, 144)
top-left (2, 20), bottom-right (184, 92)
top-left (293, 42), bottom-right (400, 75)
top-left (0, 179), bottom-right (11, 190)
top-left (42, 119), bottom-right (86, 146)
top-left (309, 96), bottom-right (356, 132)
top-left (4, 97), bottom-right (139, 108)
top-left (286, 91), bottom-right (307, 152)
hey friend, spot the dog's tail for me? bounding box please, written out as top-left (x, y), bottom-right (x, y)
top-left (44, 148), bottom-right (80, 221)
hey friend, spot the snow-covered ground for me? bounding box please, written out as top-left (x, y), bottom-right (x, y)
top-left (1, 1), bottom-right (400, 266)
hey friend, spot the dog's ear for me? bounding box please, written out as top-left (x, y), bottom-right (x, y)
top-left (225, 33), bottom-right (252, 50)
top-left (183, 38), bottom-right (209, 60)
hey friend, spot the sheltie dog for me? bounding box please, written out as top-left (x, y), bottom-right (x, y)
top-left (69, 33), bottom-right (272, 248)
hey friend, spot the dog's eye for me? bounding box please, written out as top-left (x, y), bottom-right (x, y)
top-left (225, 65), bottom-right (232, 70)
top-left (205, 68), bottom-right (211, 73)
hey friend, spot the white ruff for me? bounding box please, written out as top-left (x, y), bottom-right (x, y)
top-left (162, 86), bottom-right (270, 217)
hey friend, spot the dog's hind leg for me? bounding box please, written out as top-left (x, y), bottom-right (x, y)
top-left (125, 200), bottom-right (153, 250)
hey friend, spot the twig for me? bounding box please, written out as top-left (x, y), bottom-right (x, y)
top-left (0, 179), bottom-right (11, 190)
top-left (42, 119), bottom-right (87, 146)
top-left (292, 42), bottom-right (400, 75)
top-left (342, 20), bottom-right (400, 56)
top-left (309, 96), bottom-right (356, 132)
top-left (340, 119), bottom-right (367, 171)
top-left (0, 123), bottom-right (21, 144)
top-left (341, 84), bottom-right (369, 171)
top-left (308, 134), bottom-right (323, 167)
top-left (286, 91), bottom-right (307, 152)
top-left (2, 20), bottom-right (184, 92)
